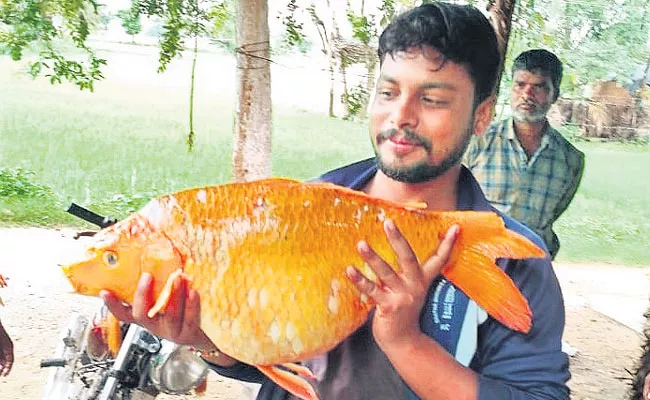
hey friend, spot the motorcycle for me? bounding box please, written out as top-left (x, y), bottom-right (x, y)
top-left (41, 203), bottom-right (209, 400)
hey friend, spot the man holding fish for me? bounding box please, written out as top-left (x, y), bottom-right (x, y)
top-left (96, 3), bottom-right (569, 399)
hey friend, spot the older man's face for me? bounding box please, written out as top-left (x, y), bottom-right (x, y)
top-left (510, 70), bottom-right (555, 123)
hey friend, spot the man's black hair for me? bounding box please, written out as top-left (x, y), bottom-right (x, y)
top-left (512, 49), bottom-right (563, 101)
top-left (377, 2), bottom-right (500, 105)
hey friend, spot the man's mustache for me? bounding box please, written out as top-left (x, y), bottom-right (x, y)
top-left (518, 100), bottom-right (538, 108)
top-left (377, 128), bottom-right (432, 152)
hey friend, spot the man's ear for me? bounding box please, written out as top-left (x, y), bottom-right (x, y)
top-left (473, 96), bottom-right (496, 136)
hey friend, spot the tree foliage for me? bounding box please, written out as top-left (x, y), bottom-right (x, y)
top-left (0, 0), bottom-right (106, 90)
top-left (116, 3), bottom-right (142, 39)
top-left (507, 0), bottom-right (650, 98)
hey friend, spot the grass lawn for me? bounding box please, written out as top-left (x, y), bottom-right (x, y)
top-left (1, 48), bottom-right (648, 266)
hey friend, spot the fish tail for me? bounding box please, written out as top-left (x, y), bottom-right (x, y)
top-left (257, 365), bottom-right (319, 400)
top-left (442, 219), bottom-right (544, 333)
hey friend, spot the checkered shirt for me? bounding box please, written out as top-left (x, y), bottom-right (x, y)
top-left (463, 118), bottom-right (585, 258)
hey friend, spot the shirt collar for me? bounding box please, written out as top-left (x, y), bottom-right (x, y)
top-left (507, 118), bottom-right (555, 152)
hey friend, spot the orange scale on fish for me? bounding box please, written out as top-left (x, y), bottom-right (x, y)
top-left (61, 177), bottom-right (545, 400)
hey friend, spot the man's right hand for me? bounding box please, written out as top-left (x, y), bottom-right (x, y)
top-left (101, 273), bottom-right (237, 367)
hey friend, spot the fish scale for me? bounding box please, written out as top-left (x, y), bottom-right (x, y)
top-left (62, 177), bottom-right (546, 400)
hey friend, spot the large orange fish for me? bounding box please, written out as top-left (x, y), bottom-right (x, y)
top-left (62, 178), bottom-right (545, 400)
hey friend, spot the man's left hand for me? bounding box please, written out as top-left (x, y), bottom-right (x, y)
top-left (346, 219), bottom-right (458, 349)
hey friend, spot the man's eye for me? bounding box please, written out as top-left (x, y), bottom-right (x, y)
top-left (422, 97), bottom-right (447, 106)
top-left (378, 90), bottom-right (394, 98)
top-left (534, 85), bottom-right (548, 93)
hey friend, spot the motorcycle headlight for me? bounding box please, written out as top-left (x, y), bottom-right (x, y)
top-left (149, 341), bottom-right (209, 394)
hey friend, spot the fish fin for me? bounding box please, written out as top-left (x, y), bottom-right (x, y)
top-left (0, 274), bottom-right (7, 288)
top-left (257, 365), bottom-right (319, 400)
top-left (147, 269), bottom-right (189, 318)
top-left (106, 311), bottom-right (122, 357)
top-left (254, 177), bottom-right (302, 185)
top-left (402, 201), bottom-right (428, 210)
top-left (443, 219), bottom-right (545, 333)
top-left (194, 376), bottom-right (208, 395)
top-left (279, 362), bottom-right (317, 381)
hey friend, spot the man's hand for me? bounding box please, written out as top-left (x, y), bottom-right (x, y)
top-left (0, 320), bottom-right (14, 377)
top-left (346, 219), bottom-right (458, 350)
top-left (100, 273), bottom-right (236, 366)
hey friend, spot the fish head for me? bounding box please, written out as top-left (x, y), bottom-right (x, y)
top-left (61, 213), bottom-right (183, 304)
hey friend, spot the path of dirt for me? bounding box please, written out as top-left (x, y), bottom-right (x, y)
top-left (0, 228), bottom-right (647, 399)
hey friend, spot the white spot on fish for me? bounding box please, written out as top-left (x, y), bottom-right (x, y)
top-left (328, 294), bottom-right (339, 314)
top-left (196, 189), bottom-right (207, 204)
top-left (353, 209), bottom-right (362, 222)
top-left (247, 288), bottom-right (257, 308)
top-left (291, 337), bottom-right (304, 354)
top-left (360, 294), bottom-right (369, 304)
top-left (256, 197), bottom-right (266, 207)
top-left (259, 288), bottom-right (269, 308)
top-left (363, 205), bottom-right (369, 212)
top-left (203, 228), bottom-right (214, 259)
top-left (285, 322), bottom-right (296, 340)
top-left (377, 208), bottom-right (386, 222)
top-left (333, 198), bottom-right (341, 207)
top-left (269, 320), bottom-right (281, 343)
top-left (328, 279), bottom-right (341, 314)
top-left (231, 319), bottom-right (240, 337)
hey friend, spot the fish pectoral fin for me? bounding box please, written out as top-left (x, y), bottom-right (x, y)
top-left (106, 311), bottom-right (122, 356)
top-left (147, 269), bottom-right (189, 318)
top-left (279, 362), bottom-right (317, 381)
top-left (257, 365), bottom-right (319, 400)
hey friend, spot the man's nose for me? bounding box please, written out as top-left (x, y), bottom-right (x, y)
top-left (391, 97), bottom-right (418, 129)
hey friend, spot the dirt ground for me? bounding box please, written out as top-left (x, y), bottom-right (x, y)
top-left (0, 228), bottom-right (647, 399)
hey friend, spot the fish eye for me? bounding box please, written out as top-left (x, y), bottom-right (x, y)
top-left (103, 251), bottom-right (118, 268)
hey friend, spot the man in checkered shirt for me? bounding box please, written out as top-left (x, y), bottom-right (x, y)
top-left (463, 49), bottom-right (585, 259)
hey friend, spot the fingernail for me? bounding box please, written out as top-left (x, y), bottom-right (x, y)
top-left (140, 273), bottom-right (152, 284)
top-left (449, 225), bottom-right (460, 238)
top-left (358, 240), bottom-right (370, 253)
top-left (384, 218), bottom-right (395, 233)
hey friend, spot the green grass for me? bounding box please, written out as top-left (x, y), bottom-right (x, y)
top-left (0, 55), bottom-right (371, 226)
top-left (553, 140), bottom-right (650, 266)
top-left (1, 51), bottom-right (649, 266)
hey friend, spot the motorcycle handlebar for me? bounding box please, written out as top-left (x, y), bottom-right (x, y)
top-left (40, 358), bottom-right (67, 368)
top-left (66, 203), bottom-right (117, 229)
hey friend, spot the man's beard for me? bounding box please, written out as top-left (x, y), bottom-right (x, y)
top-left (513, 101), bottom-right (551, 123)
top-left (374, 126), bottom-right (472, 184)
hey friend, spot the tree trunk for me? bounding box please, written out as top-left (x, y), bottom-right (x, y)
top-left (486, 0), bottom-right (517, 98)
top-left (232, 0), bottom-right (272, 182)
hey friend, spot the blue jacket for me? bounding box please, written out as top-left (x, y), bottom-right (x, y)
top-left (210, 158), bottom-right (570, 400)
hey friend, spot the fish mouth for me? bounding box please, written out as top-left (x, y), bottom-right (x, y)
top-left (59, 261), bottom-right (96, 296)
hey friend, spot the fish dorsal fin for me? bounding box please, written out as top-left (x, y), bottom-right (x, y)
top-left (256, 364), bottom-right (318, 400)
top-left (252, 177), bottom-right (302, 185)
top-left (402, 201), bottom-right (428, 211)
top-left (306, 181), bottom-right (430, 211)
